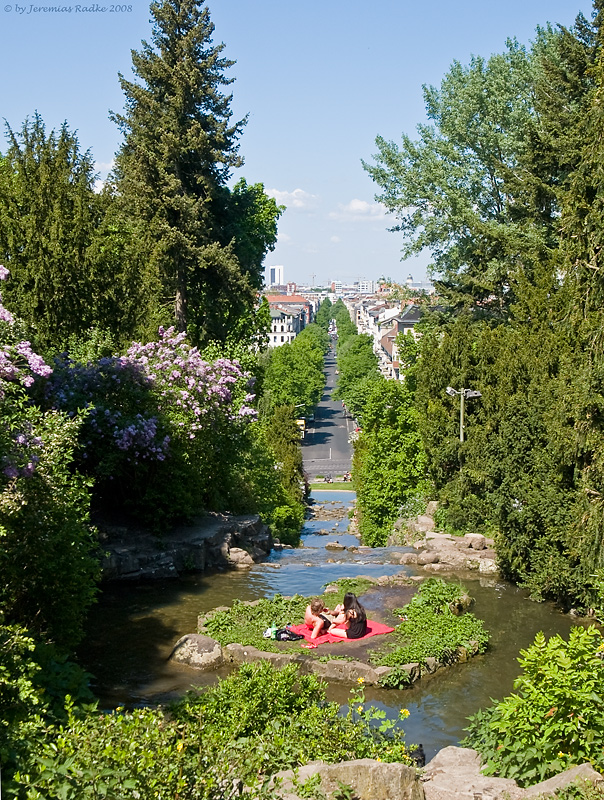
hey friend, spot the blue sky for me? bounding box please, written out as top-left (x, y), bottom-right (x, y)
top-left (0, 0), bottom-right (594, 287)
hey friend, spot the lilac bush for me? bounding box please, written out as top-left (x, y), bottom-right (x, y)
top-left (45, 326), bottom-right (257, 524)
top-left (0, 266), bottom-right (54, 483)
top-left (0, 267), bottom-right (97, 646)
top-left (46, 355), bottom-right (168, 478)
top-left (0, 266), bottom-right (52, 397)
top-left (127, 326), bottom-right (256, 430)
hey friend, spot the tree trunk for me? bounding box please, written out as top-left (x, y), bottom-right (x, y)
top-left (175, 274), bottom-right (187, 332)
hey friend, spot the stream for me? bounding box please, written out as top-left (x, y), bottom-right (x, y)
top-left (80, 489), bottom-right (580, 762)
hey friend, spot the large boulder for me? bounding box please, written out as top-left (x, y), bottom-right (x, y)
top-left (422, 747), bottom-right (523, 800)
top-left (273, 758), bottom-right (422, 800)
top-left (312, 659), bottom-right (381, 684)
top-left (417, 551), bottom-right (440, 565)
top-left (463, 533), bottom-right (486, 550)
top-left (524, 764), bottom-right (604, 796)
top-left (227, 547), bottom-right (255, 569)
top-left (169, 634), bottom-right (223, 670)
top-left (223, 643), bottom-right (298, 670)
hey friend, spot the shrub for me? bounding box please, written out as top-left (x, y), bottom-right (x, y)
top-left (463, 626), bottom-right (604, 786)
top-left (45, 327), bottom-right (257, 526)
top-left (11, 662), bottom-right (411, 798)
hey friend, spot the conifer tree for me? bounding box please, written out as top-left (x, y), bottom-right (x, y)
top-left (111, 0), bottom-right (262, 343)
top-left (0, 115), bottom-right (102, 349)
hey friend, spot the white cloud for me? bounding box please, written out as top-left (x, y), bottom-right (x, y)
top-left (277, 231), bottom-right (291, 243)
top-left (266, 187), bottom-right (320, 212)
top-left (93, 160), bottom-right (115, 194)
top-left (95, 160), bottom-right (115, 173)
top-left (330, 235), bottom-right (341, 243)
top-left (328, 198), bottom-right (390, 222)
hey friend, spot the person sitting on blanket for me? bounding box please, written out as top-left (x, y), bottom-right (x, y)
top-left (329, 592), bottom-right (368, 640)
top-left (304, 598), bottom-right (344, 639)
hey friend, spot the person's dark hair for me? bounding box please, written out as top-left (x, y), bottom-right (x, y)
top-left (343, 592), bottom-right (366, 622)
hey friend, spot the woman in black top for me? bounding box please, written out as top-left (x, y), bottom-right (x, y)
top-left (329, 592), bottom-right (368, 640)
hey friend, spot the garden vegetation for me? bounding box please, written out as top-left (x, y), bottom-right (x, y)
top-left (4, 0), bottom-right (604, 793)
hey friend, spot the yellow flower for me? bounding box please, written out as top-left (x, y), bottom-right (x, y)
top-left (177, 741), bottom-right (184, 752)
top-left (399, 708), bottom-right (410, 719)
top-left (357, 706), bottom-right (364, 713)
top-left (357, 677), bottom-right (365, 684)
top-left (558, 751), bottom-right (566, 758)
top-left (376, 757), bottom-right (382, 762)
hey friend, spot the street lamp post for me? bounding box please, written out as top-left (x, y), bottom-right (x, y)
top-left (446, 387), bottom-right (482, 442)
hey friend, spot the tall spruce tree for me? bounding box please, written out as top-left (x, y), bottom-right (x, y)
top-left (111, 0), bottom-right (260, 343)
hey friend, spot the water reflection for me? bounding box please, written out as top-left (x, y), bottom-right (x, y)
top-left (80, 490), bottom-right (580, 757)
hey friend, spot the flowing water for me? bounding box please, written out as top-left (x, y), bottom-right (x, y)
top-left (81, 490), bottom-right (581, 761)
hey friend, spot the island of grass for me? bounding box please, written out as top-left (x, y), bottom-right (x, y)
top-left (196, 578), bottom-right (489, 688)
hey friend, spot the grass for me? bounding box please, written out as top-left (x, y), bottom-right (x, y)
top-left (198, 578), bottom-right (489, 690)
top-left (199, 579), bottom-right (376, 653)
top-left (310, 481), bottom-right (356, 491)
top-left (369, 578), bottom-right (489, 686)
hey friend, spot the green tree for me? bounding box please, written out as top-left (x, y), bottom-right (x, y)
top-left (354, 379), bottom-right (428, 546)
top-left (335, 334), bottom-right (380, 404)
top-left (332, 298), bottom-right (357, 344)
top-left (0, 116), bottom-right (102, 350)
top-left (111, 0), bottom-right (260, 343)
top-left (263, 324), bottom-right (327, 415)
top-left (221, 178), bottom-right (284, 291)
top-left (314, 297), bottom-right (333, 329)
top-left (363, 40), bottom-right (547, 313)
top-left (555, 11), bottom-right (604, 593)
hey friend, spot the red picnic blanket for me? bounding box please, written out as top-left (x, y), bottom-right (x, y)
top-left (288, 619), bottom-right (395, 646)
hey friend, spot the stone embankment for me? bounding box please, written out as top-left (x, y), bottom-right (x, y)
top-left (98, 513), bottom-right (272, 581)
top-left (171, 633), bottom-right (481, 686)
top-left (393, 502), bottom-right (498, 576)
top-left (271, 747), bottom-right (603, 800)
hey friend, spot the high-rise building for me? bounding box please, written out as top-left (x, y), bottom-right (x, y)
top-left (268, 265), bottom-right (284, 287)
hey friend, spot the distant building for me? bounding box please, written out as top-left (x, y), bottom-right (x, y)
top-left (267, 265), bottom-right (284, 287)
top-left (268, 307), bottom-right (303, 347)
top-left (264, 293), bottom-right (314, 346)
top-left (405, 274), bottom-right (434, 294)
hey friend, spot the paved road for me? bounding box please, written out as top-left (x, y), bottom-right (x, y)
top-left (302, 347), bottom-right (355, 480)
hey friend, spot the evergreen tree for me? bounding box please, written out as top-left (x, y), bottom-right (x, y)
top-left (555, 3), bottom-right (604, 594)
top-left (0, 116), bottom-right (102, 350)
top-left (111, 0), bottom-right (275, 343)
